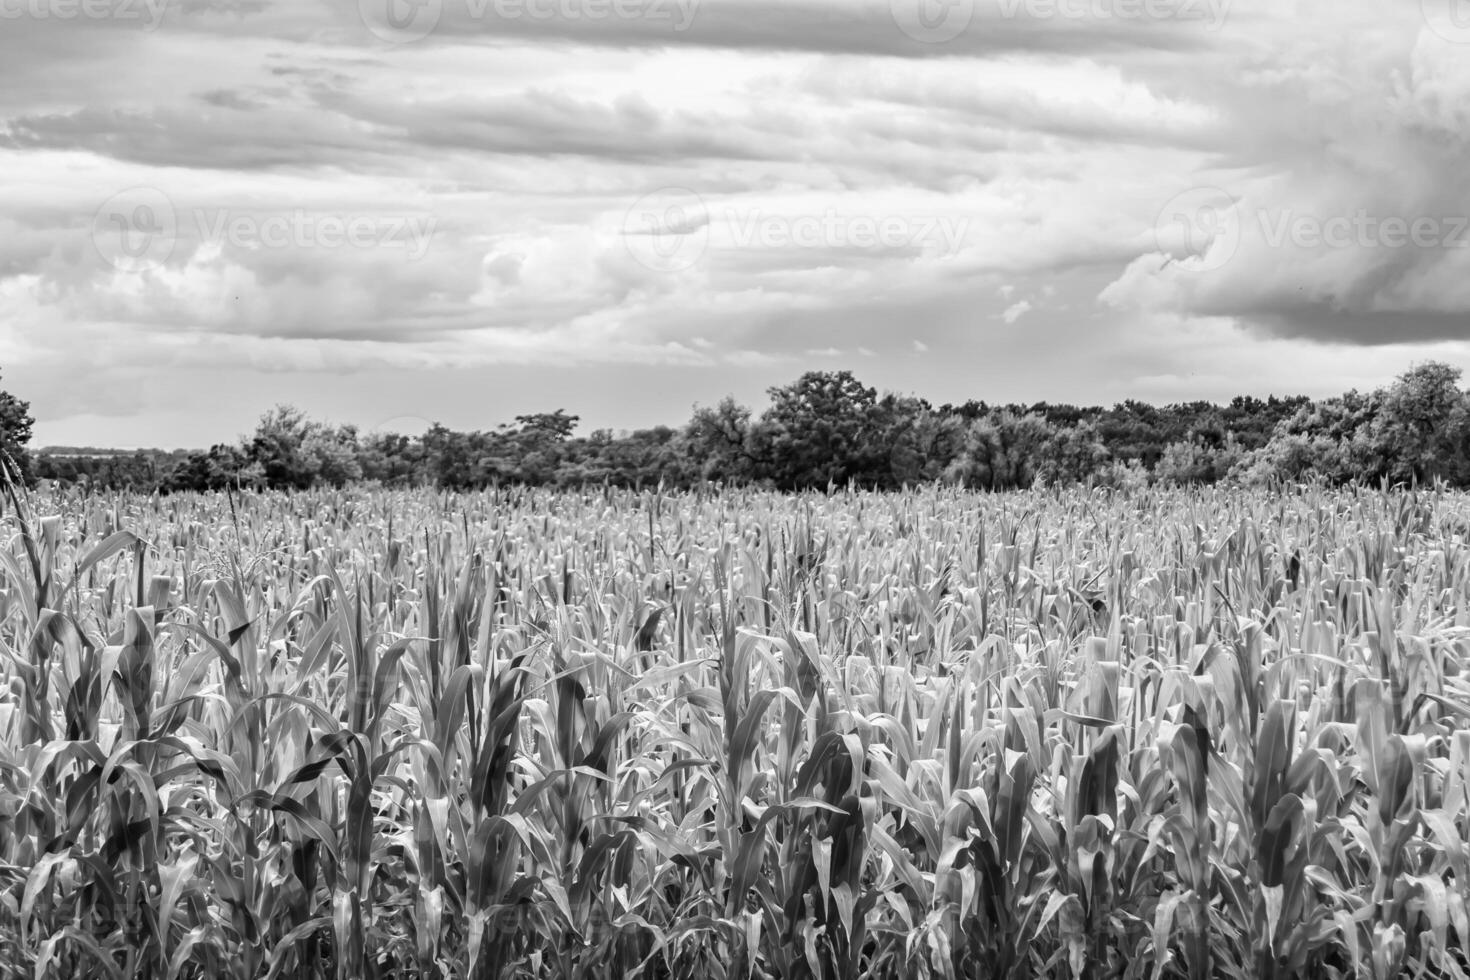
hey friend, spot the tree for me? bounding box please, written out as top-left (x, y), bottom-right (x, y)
top-left (165, 444), bottom-right (249, 492)
top-left (246, 406), bottom-right (366, 490)
top-left (881, 395), bottom-right (966, 487)
top-left (1154, 435), bottom-right (1243, 486)
top-left (684, 397), bottom-right (763, 483)
top-left (301, 424), bottom-right (363, 488)
top-left (1370, 362), bottom-right (1470, 485)
top-left (574, 426), bottom-right (688, 487)
top-left (514, 410), bottom-right (580, 442)
top-left (945, 412), bottom-right (1057, 490)
top-left (507, 410), bottom-right (579, 484)
top-left (1036, 420), bottom-right (1110, 486)
top-left (1230, 369), bottom-right (1470, 488)
top-left (756, 371), bottom-right (887, 489)
top-left (422, 424), bottom-right (481, 490)
top-left (359, 431), bottom-right (428, 486)
top-left (0, 373), bottom-right (35, 486)
top-left (247, 405), bottom-right (315, 490)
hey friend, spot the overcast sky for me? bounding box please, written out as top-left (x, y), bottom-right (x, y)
top-left (2, 0), bottom-right (1469, 447)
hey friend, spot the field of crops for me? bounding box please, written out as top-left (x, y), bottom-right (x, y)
top-left (0, 484), bottom-right (1467, 979)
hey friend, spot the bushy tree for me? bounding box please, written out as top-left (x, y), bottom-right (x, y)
top-left (1154, 435), bottom-right (1244, 486)
top-left (359, 431), bottom-right (428, 487)
top-left (570, 426), bottom-right (688, 487)
top-left (247, 405), bottom-right (316, 490)
top-left (1098, 458), bottom-right (1151, 491)
top-left (755, 371), bottom-right (889, 489)
top-left (684, 397), bottom-right (762, 484)
top-left (883, 396), bottom-right (968, 487)
top-left (1234, 389), bottom-right (1384, 486)
top-left (1369, 362), bottom-right (1470, 485)
top-left (1233, 365), bottom-right (1470, 488)
top-left (301, 424), bottom-right (364, 488)
top-left (165, 444), bottom-right (249, 492)
top-left (1035, 419), bottom-right (1110, 486)
top-left (944, 412), bottom-right (1055, 490)
top-left (0, 372), bottom-right (35, 486)
top-left (421, 424), bottom-right (484, 490)
top-left (245, 406), bottom-right (366, 490)
top-left (507, 411), bottom-right (579, 485)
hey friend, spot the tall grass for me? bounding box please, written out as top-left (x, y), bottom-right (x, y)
top-left (0, 483), bottom-right (1467, 978)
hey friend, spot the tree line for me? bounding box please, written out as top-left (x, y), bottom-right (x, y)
top-left (16, 362), bottom-right (1470, 492)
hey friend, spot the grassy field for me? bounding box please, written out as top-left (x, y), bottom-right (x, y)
top-left (0, 484), bottom-right (1467, 978)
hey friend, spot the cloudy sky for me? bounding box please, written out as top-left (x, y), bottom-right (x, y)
top-left (3, 0), bottom-right (1470, 447)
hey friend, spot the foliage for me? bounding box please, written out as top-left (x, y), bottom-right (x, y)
top-left (943, 411), bottom-right (1054, 490)
top-left (1153, 435), bottom-right (1245, 486)
top-left (0, 370), bottom-right (35, 486)
top-left (245, 405), bottom-right (366, 490)
top-left (685, 396), bottom-right (761, 484)
top-left (752, 371), bottom-right (890, 489)
top-left (28, 361), bottom-right (1470, 493)
top-left (1234, 368), bottom-right (1465, 488)
top-left (1371, 362), bottom-right (1470, 485)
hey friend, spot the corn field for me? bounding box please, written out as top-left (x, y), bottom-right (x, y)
top-left (0, 483), bottom-right (1468, 978)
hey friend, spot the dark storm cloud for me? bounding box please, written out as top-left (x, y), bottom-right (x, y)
top-left (1242, 309), bottom-right (1470, 346)
top-left (376, 0), bottom-right (1228, 59)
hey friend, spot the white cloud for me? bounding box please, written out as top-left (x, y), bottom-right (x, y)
top-left (1001, 300), bottom-right (1033, 324)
